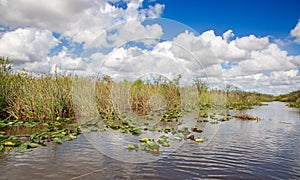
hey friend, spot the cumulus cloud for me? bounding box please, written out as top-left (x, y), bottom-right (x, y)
top-left (222, 29), bottom-right (234, 42)
top-left (95, 20), bottom-right (163, 49)
top-left (291, 56), bottom-right (300, 66)
top-left (200, 30), bottom-right (248, 61)
top-left (100, 45), bottom-right (193, 81)
top-left (171, 30), bottom-right (220, 68)
top-left (0, 0), bottom-right (164, 47)
top-left (235, 34), bottom-right (269, 50)
top-left (0, 28), bottom-right (58, 64)
top-left (0, 0), bottom-right (93, 32)
top-left (290, 20), bottom-right (300, 43)
top-left (227, 44), bottom-right (297, 75)
top-left (0, 0), bottom-right (165, 71)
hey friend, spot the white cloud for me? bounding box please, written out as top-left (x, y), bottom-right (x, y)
top-left (171, 30), bottom-right (221, 68)
top-left (97, 20), bottom-right (163, 49)
top-left (0, 0), bottom-right (165, 72)
top-left (200, 30), bottom-right (248, 61)
top-left (48, 47), bottom-right (84, 73)
top-left (0, 0), bottom-right (164, 47)
top-left (235, 34), bottom-right (269, 50)
top-left (291, 55), bottom-right (300, 66)
top-left (222, 29), bottom-right (234, 42)
top-left (0, 28), bottom-right (58, 64)
top-left (227, 44), bottom-right (297, 76)
top-left (224, 71), bottom-right (300, 95)
top-left (0, 0), bottom-right (94, 32)
top-left (290, 20), bottom-right (300, 43)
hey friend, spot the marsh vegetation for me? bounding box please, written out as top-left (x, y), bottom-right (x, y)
top-left (0, 57), bottom-right (286, 154)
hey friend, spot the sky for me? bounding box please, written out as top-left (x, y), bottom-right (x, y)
top-left (0, 0), bottom-right (300, 95)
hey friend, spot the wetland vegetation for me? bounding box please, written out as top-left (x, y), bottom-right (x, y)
top-left (1, 57), bottom-right (297, 154)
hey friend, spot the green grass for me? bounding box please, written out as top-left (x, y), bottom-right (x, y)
top-left (276, 90), bottom-right (300, 108)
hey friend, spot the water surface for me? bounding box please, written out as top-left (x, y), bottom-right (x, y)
top-left (0, 102), bottom-right (299, 179)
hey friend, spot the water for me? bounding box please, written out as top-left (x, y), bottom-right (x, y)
top-left (0, 102), bottom-right (299, 179)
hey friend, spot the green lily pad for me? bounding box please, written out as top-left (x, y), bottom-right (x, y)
top-left (140, 140), bottom-right (160, 152)
top-left (200, 113), bottom-right (208, 118)
top-left (67, 134), bottom-right (77, 141)
top-left (172, 136), bottom-right (183, 141)
top-left (161, 141), bottom-right (170, 147)
top-left (163, 128), bottom-right (171, 133)
top-left (220, 117), bottom-right (230, 121)
top-left (53, 138), bottom-right (62, 144)
top-left (27, 142), bottom-right (40, 148)
top-left (129, 127), bottom-right (142, 136)
top-left (160, 135), bottom-right (168, 140)
top-left (180, 127), bottom-right (191, 135)
top-left (197, 119), bottom-right (208, 123)
top-left (120, 129), bottom-right (128, 134)
top-left (16, 145), bottom-right (33, 153)
top-left (148, 127), bottom-right (156, 131)
top-left (126, 144), bottom-right (139, 150)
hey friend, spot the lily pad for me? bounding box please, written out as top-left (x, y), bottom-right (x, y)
top-left (197, 119), bottom-right (208, 123)
top-left (163, 128), bottom-right (171, 133)
top-left (161, 141), bottom-right (170, 147)
top-left (140, 138), bottom-right (149, 142)
top-left (4, 141), bottom-right (16, 146)
top-left (180, 127), bottom-right (191, 135)
top-left (148, 127), bottom-right (156, 131)
top-left (16, 145), bottom-right (33, 153)
top-left (200, 113), bottom-right (208, 118)
top-left (191, 127), bottom-right (203, 133)
top-left (172, 136), bottom-right (183, 141)
top-left (129, 127), bottom-right (142, 136)
top-left (160, 135), bottom-right (168, 140)
top-left (53, 138), bottom-right (62, 144)
top-left (67, 134), bottom-right (77, 141)
top-left (27, 142), bottom-right (40, 148)
top-left (126, 144), bottom-right (139, 150)
top-left (195, 138), bottom-right (204, 143)
top-left (140, 140), bottom-right (160, 152)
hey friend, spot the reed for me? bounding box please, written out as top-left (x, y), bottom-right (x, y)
top-left (0, 58), bottom-right (275, 122)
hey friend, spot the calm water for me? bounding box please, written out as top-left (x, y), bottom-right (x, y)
top-left (0, 102), bottom-right (299, 179)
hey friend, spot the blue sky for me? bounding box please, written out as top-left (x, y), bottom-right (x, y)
top-left (146, 0), bottom-right (300, 54)
top-left (0, 0), bottom-right (299, 95)
top-left (154, 0), bottom-right (300, 37)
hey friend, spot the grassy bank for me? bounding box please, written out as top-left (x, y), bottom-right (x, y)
top-left (276, 90), bottom-right (300, 108)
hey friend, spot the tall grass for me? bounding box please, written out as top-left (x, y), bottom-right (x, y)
top-left (4, 74), bottom-right (73, 122)
top-left (0, 58), bottom-right (275, 122)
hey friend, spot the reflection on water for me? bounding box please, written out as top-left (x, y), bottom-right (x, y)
top-left (0, 102), bottom-right (299, 179)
